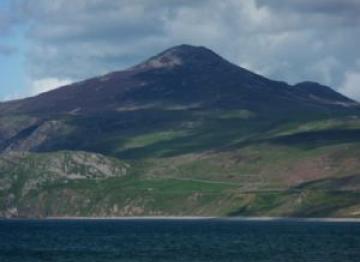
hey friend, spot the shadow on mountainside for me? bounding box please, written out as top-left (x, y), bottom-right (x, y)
top-left (268, 129), bottom-right (360, 149)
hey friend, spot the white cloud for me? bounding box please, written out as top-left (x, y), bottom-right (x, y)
top-left (30, 78), bottom-right (72, 95)
top-left (339, 71), bottom-right (360, 102)
top-left (307, 56), bottom-right (341, 85)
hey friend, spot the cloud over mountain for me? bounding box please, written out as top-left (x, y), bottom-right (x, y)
top-left (1, 0), bottom-right (359, 100)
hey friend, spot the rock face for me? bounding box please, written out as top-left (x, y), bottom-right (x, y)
top-left (0, 151), bottom-right (128, 180)
top-left (0, 45), bottom-right (359, 218)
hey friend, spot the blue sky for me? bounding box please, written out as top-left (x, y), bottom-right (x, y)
top-left (0, 0), bottom-right (359, 102)
top-left (0, 29), bottom-right (27, 100)
top-left (0, 0), bottom-right (26, 100)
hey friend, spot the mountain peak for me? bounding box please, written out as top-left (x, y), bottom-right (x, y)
top-left (133, 44), bottom-right (229, 70)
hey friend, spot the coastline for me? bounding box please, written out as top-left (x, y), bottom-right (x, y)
top-left (40, 216), bottom-right (360, 223)
top-left (1, 216), bottom-right (359, 222)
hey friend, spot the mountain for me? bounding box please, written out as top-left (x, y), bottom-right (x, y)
top-left (0, 44), bottom-right (359, 218)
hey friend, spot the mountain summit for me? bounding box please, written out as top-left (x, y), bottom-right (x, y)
top-left (133, 44), bottom-right (232, 70)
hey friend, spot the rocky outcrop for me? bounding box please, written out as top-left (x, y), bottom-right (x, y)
top-left (0, 151), bottom-right (130, 218)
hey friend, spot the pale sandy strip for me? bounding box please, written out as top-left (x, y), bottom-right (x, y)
top-left (45, 216), bottom-right (360, 222)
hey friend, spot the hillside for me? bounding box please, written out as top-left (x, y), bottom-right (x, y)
top-left (0, 45), bottom-right (359, 218)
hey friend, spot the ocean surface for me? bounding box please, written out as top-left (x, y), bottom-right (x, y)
top-left (0, 218), bottom-right (359, 262)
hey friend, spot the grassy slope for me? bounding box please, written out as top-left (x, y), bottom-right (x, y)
top-left (0, 110), bottom-right (360, 218)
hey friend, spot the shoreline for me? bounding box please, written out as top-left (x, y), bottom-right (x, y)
top-left (1, 216), bottom-right (358, 223)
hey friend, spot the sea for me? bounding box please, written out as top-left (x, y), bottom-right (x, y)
top-left (0, 218), bottom-right (359, 262)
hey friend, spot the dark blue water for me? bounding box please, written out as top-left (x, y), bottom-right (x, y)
top-left (0, 219), bottom-right (359, 262)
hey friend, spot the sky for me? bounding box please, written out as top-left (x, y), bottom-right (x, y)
top-left (0, 0), bottom-right (359, 101)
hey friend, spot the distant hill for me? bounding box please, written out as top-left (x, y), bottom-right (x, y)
top-left (0, 45), bottom-right (359, 218)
